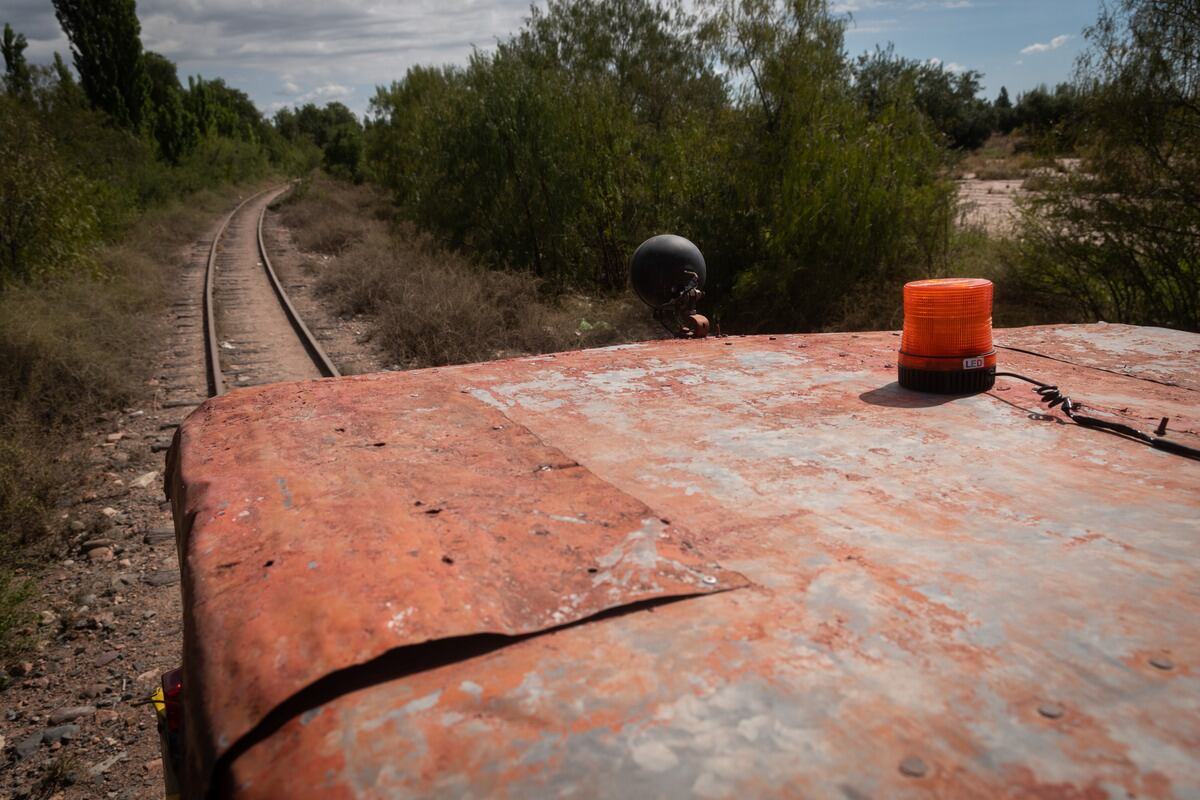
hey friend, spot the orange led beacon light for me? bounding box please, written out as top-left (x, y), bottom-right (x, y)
top-left (898, 278), bottom-right (996, 393)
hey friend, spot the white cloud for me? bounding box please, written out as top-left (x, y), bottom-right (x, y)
top-left (1020, 34), bottom-right (1071, 55)
top-left (926, 58), bottom-right (965, 72)
top-left (4, 0), bottom-right (538, 114)
top-left (294, 83), bottom-right (354, 105)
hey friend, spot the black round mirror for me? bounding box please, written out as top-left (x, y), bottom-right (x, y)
top-left (630, 234), bottom-right (706, 309)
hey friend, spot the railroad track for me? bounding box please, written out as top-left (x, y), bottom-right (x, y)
top-left (201, 186), bottom-right (339, 396)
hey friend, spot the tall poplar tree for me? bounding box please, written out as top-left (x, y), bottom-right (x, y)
top-left (52, 0), bottom-right (148, 128)
top-left (1, 23), bottom-right (32, 101)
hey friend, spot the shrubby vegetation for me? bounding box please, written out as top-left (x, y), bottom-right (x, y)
top-left (1, 12), bottom-right (285, 286)
top-left (358, 0), bottom-right (1192, 335)
top-left (274, 102), bottom-right (363, 180)
top-left (1019, 0), bottom-right (1200, 330)
top-left (1008, 83), bottom-right (1085, 152)
top-left (276, 176), bottom-right (660, 367)
top-left (855, 46), bottom-right (994, 151)
top-left (364, 0), bottom-right (959, 331)
top-left (0, 0), bottom-right (306, 652)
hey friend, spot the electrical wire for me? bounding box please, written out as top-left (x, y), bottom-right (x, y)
top-left (995, 372), bottom-right (1200, 461)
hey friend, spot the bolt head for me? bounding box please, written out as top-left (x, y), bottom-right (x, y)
top-left (1149, 656), bottom-right (1174, 671)
top-left (1037, 703), bottom-right (1064, 719)
top-left (899, 756), bottom-right (928, 778)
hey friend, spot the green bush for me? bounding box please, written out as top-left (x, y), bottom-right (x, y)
top-left (1016, 0), bottom-right (1199, 330)
top-left (278, 175), bottom-right (659, 367)
top-left (274, 102), bottom-right (364, 181)
top-left (366, 0), bottom-right (724, 293)
top-left (364, 0), bottom-right (957, 332)
top-left (0, 98), bottom-right (100, 287)
top-left (855, 46), bottom-right (995, 151)
top-left (0, 10), bottom-right (298, 658)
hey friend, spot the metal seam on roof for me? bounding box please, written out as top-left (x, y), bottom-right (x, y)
top-left (168, 374), bottom-right (748, 796)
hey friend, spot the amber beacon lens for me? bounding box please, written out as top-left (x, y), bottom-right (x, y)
top-left (898, 278), bottom-right (996, 393)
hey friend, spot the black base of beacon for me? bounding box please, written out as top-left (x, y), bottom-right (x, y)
top-left (898, 366), bottom-right (996, 394)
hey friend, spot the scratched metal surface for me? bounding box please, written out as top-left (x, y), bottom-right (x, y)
top-left (166, 377), bottom-right (745, 796)
top-left (170, 326), bottom-right (1200, 799)
top-left (997, 322), bottom-right (1200, 391)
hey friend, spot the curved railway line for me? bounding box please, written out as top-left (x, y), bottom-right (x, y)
top-left (200, 185), bottom-right (339, 397)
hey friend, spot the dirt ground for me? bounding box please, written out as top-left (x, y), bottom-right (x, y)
top-left (0, 196), bottom-right (383, 800)
top-left (956, 177), bottom-right (1025, 235)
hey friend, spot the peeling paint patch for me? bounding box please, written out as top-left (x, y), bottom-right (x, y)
top-left (275, 477), bottom-right (293, 509)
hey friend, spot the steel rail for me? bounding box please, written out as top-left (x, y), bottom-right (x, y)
top-left (255, 187), bottom-right (341, 380)
top-left (203, 185), bottom-right (339, 398)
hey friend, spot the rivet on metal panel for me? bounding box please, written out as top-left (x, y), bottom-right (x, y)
top-left (701, 575), bottom-right (718, 585)
top-left (899, 757), bottom-right (928, 778)
top-left (1149, 656), bottom-right (1175, 671)
top-left (1037, 703), bottom-right (1064, 719)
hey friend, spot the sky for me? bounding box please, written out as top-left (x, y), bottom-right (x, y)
top-left (6, 0), bottom-right (1102, 119)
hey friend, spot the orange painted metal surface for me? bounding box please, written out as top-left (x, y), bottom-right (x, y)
top-left (166, 324), bottom-right (1200, 798)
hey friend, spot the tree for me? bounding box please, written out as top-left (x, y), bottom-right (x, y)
top-left (1020, 0), bottom-right (1200, 330)
top-left (1012, 82), bottom-right (1082, 147)
top-left (2, 23), bottom-right (32, 101)
top-left (275, 102), bottom-right (364, 179)
top-left (854, 46), bottom-right (994, 150)
top-left (363, 0), bottom-right (956, 327)
top-left (50, 52), bottom-right (86, 109)
top-left (995, 85), bottom-right (1015, 134)
top-left (365, 0), bottom-right (720, 290)
top-left (183, 77), bottom-right (267, 142)
top-left (52, 0), bottom-right (149, 129)
top-left (144, 51), bottom-right (196, 163)
top-left (712, 1), bottom-right (953, 329)
top-left (0, 97), bottom-right (98, 287)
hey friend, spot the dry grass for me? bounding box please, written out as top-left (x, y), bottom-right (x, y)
top-left (278, 175), bottom-right (662, 369)
top-left (0, 182), bottom-right (271, 655)
top-left (955, 134), bottom-right (1059, 180)
top-left (272, 175), bottom-right (385, 255)
top-left (0, 569), bottom-right (35, 660)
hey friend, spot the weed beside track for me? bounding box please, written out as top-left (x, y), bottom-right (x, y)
top-left (274, 176), bottom-right (663, 369)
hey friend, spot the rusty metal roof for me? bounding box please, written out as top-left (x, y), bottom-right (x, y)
top-left (166, 323), bottom-right (1200, 799)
